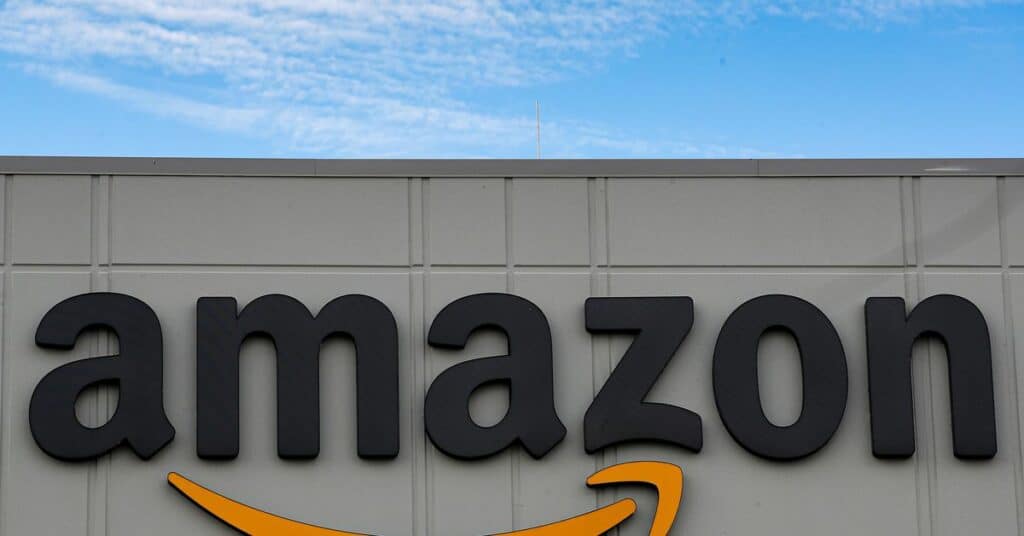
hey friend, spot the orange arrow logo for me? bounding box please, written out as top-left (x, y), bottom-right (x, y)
top-left (168, 461), bottom-right (683, 536)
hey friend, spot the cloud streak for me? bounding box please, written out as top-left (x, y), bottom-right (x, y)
top-left (0, 0), bottom-right (1016, 156)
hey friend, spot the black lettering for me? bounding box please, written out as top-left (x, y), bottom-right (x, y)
top-left (30, 293), bottom-right (175, 461)
top-left (865, 295), bottom-right (996, 459)
top-left (713, 294), bottom-right (848, 460)
top-left (584, 297), bottom-right (701, 453)
top-left (425, 293), bottom-right (565, 460)
top-left (196, 294), bottom-right (399, 460)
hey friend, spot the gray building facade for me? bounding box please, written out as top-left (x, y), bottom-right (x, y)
top-left (1, 157), bottom-right (1023, 535)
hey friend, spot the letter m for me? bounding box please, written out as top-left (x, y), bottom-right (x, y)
top-left (197, 294), bottom-right (399, 460)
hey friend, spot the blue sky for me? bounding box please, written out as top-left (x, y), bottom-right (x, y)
top-left (0, 1), bottom-right (1021, 158)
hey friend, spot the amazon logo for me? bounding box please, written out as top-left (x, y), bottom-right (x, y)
top-left (168, 461), bottom-right (682, 535)
top-left (22, 291), bottom-right (997, 534)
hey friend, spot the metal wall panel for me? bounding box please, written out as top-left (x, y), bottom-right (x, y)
top-left (919, 178), bottom-right (1002, 266)
top-left (512, 179), bottom-right (591, 266)
top-left (606, 178), bottom-right (905, 266)
top-left (10, 176), bottom-right (92, 264)
top-left (110, 176), bottom-right (410, 265)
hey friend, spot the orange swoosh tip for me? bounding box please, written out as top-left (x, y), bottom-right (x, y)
top-left (586, 461), bottom-right (683, 536)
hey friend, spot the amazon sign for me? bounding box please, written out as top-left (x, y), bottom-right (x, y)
top-left (26, 290), bottom-right (997, 535)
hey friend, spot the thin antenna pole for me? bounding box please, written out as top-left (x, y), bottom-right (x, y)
top-left (535, 101), bottom-right (541, 159)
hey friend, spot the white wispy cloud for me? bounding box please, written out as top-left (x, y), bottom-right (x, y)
top-left (0, 0), bottom-right (1015, 156)
top-left (32, 66), bottom-right (268, 130)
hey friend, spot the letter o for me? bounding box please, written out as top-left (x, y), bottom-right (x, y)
top-left (713, 294), bottom-right (848, 460)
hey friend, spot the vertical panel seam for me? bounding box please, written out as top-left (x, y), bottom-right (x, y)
top-left (87, 174), bottom-right (98, 536)
top-left (586, 177), bottom-right (598, 273)
top-left (408, 177), bottom-right (427, 536)
top-left (90, 175), bottom-right (98, 269)
top-left (912, 176), bottom-right (938, 536)
top-left (103, 175), bottom-right (112, 536)
top-left (900, 176), bottom-right (916, 267)
top-left (505, 177), bottom-right (519, 529)
top-left (589, 177), bottom-right (598, 512)
top-left (600, 177), bottom-right (617, 536)
top-left (2, 175), bottom-right (9, 265)
top-left (107, 176), bottom-right (114, 268)
top-left (996, 175), bottom-right (1024, 535)
top-left (421, 177), bottom-right (433, 536)
top-left (87, 174), bottom-right (113, 536)
top-left (602, 178), bottom-right (612, 270)
top-left (904, 176), bottom-right (931, 536)
top-left (0, 174), bottom-right (12, 534)
top-left (586, 176), bottom-right (600, 511)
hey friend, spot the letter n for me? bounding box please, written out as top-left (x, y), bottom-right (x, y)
top-left (866, 295), bottom-right (996, 459)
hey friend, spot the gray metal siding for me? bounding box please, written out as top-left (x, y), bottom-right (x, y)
top-left (0, 161), bottom-right (1021, 535)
